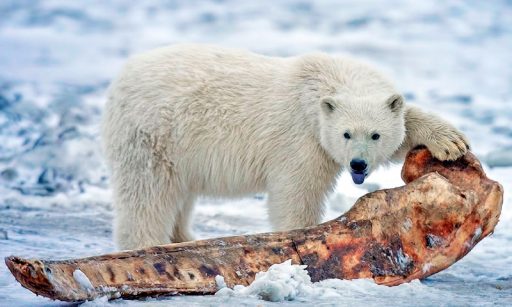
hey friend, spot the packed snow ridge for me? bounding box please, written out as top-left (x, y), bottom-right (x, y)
top-left (214, 260), bottom-right (434, 302)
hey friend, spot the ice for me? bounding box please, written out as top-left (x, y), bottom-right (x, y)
top-left (1, 0), bottom-right (511, 306)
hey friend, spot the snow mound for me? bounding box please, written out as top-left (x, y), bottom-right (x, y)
top-left (215, 260), bottom-right (437, 302)
top-left (215, 260), bottom-right (311, 302)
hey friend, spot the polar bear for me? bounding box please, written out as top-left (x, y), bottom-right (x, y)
top-left (102, 44), bottom-right (469, 250)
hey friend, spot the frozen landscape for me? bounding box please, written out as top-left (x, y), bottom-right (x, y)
top-left (0, 0), bottom-right (511, 305)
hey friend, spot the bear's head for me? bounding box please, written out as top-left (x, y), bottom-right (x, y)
top-left (318, 93), bottom-right (405, 184)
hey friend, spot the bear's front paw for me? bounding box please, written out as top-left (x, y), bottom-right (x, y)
top-left (424, 126), bottom-right (470, 161)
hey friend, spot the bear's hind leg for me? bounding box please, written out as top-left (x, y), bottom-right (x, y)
top-left (111, 144), bottom-right (185, 250)
top-left (171, 195), bottom-right (196, 243)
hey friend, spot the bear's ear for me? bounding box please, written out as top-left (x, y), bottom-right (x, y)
top-left (320, 96), bottom-right (336, 114)
top-left (386, 94), bottom-right (404, 113)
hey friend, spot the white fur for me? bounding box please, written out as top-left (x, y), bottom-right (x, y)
top-left (102, 44), bottom-right (469, 250)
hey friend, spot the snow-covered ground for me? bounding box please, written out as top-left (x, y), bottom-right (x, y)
top-left (1, 0), bottom-right (511, 305)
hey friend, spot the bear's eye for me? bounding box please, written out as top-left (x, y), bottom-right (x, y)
top-left (344, 132), bottom-right (351, 140)
top-left (371, 133), bottom-right (380, 140)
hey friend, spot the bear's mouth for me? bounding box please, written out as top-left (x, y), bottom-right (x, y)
top-left (350, 171), bottom-right (367, 185)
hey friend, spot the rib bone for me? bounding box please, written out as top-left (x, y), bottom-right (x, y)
top-left (5, 148), bottom-right (503, 301)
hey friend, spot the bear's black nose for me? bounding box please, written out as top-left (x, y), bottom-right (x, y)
top-left (350, 159), bottom-right (367, 173)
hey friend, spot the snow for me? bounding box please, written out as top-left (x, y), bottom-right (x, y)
top-left (422, 263), bottom-right (433, 274)
top-left (73, 269), bottom-right (94, 292)
top-left (81, 296), bottom-right (109, 307)
top-left (1, 0), bottom-right (512, 306)
top-left (471, 227), bottom-right (483, 246)
top-left (214, 260), bottom-right (467, 303)
top-left (215, 275), bottom-right (227, 290)
top-left (484, 147), bottom-right (512, 167)
top-left (215, 260), bottom-right (313, 302)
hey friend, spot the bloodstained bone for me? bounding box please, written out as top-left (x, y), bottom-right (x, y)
top-left (5, 147), bottom-right (503, 301)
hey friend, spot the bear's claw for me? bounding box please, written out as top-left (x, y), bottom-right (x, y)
top-left (425, 127), bottom-right (469, 161)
